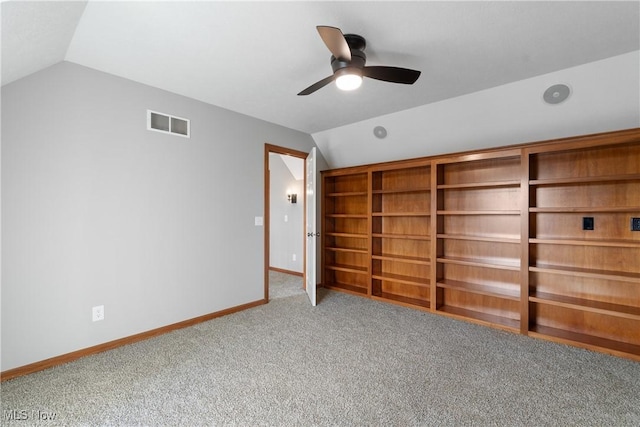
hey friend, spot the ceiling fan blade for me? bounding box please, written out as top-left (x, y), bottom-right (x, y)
top-left (363, 66), bottom-right (421, 84)
top-left (316, 26), bottom-right (351, 61)
top-left (297, 75), bottom-right (335, 96)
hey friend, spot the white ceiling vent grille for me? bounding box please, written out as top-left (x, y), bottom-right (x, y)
top-left (147, 110), bottom-right (190, 138)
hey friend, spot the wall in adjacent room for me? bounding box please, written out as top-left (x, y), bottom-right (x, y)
top-left (269, 154), bottom-right (304, 273)
top-left (1, 61), bottom-right (322, 371)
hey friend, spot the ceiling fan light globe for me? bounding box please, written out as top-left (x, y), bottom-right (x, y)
top-left (336, 73), bottom-right (363, 91)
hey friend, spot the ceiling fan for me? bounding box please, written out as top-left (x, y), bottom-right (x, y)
top-left (298, 26), bottom-right (421, 96)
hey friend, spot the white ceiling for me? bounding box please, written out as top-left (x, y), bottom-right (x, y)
top-left (279, 154), bottom-right (304, 181)
top-left (2, 1), bottom-right (639, 136)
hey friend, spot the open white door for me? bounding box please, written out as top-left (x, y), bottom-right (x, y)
top-left (305, 147), bottom-right (317, 306)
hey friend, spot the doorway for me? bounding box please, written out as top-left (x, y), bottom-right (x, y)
top-left (264, 144), bottom-right (308, 301)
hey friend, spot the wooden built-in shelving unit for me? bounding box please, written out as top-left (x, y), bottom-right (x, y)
top-left (433, 151), bottom-right (523, 332)
top-left (321, 128), bottom-right (640, 361)
top-left (322, 169), bottom-right (370, 296)
top-left (371, 163), bottom-right (431, 309)
top-left (525, 139), bottom-right (640, 359)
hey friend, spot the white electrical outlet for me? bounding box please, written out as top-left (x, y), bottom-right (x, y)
top-left (292, 254), bottom-right (296, 261)
top-left (92, 305), bottom-right (104, 322)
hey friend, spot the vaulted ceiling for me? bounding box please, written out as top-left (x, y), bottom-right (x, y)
top-left (3, 1), bottom-right (639, 139)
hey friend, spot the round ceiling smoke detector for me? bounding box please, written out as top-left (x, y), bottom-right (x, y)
top-left (543, 84), bottom-right (571, 105)
top-left (373, 126), bottom-right (387, 139)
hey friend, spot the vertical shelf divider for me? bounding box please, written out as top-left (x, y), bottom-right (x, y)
top-left (520, 148), bottom-right (530, 335)
top-left (367, 170), bottom-right (373, 297)
top-left (430, 162), bottom-right (441, 312)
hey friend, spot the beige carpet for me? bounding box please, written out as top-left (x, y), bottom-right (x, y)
top-left (2, 289), bottom-right (639, 426)
top-left (269, 270), bottom-right (305, 300)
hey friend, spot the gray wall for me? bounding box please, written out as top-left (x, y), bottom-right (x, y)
top-left (1, 61), bottom-right (321, 371)
top-left (269, 154), bottom-right (303, 273)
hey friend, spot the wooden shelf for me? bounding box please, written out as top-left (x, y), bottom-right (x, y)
top-left (325, 246), bottom-right (368, 254)
top-left (437, 180), bottom-right (520, 189)
top-left (372, 273), bottom-right (429, 287)
top-left (326, 191), bottom-right (368, 197)
top-left (437, 279), bottom-right (520, 301)
top-left (324, 282), bottom-right (368, 296)
top-left (438, 234), bottom-right (520, 244)
top-left (530, 173), bottom-right (640, 186)
top-left (530, 207), bottom-right (640, 213)
top-left (529, 238), bottom-right (640, 248)
top-left (326, 214), bottom-right (368, 219)
top-left (529, 264), bottom-right (640, 283)
top-left (372, 253), bottom-right (430, 265)
top-left (325, 264), bottom-right (368, 275)
top-left (372, 293), bottom-right (430, 309)
top-left (437, 256), bottom-right (520, 271)
top-left (529, 325), bottom-right (640, 358)
top-left (325, 232), bottom-right (368, 239)
top-left (372, 212), bottom-right (430, 217)
top-left (437, 305), bottom-right (520, 332)
top-left (372, 187), bottom-right (430, 194)
top-left (437, 210), bottom-right (521, 215)
top-left (372, 233), bottom-right (430, 241)
top-left (530, 292), bottom-right (640, 320)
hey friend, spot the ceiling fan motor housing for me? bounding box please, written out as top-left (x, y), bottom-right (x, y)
top-left (331, 49), bottom-right (366, 74)
top-left (344, 34), bottom-right (366, 51)
top-left (331, 34), bottom-right (367, 76)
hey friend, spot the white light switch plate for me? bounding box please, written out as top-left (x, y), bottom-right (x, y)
top-left (255, 216), bottom-right (263, 226)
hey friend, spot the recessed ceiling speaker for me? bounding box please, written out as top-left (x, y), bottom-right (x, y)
top-left (373, 126), bottom-right (387, 139)
top-left (543, 84), bottom-right (571, 105)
